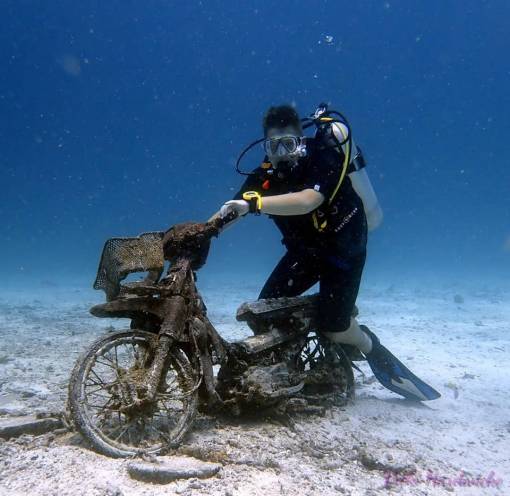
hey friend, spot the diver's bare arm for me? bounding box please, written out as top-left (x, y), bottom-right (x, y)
top-left (209, 188), bottom-right (323, 233)
top-left (260, 189), bottom-right (324, 216)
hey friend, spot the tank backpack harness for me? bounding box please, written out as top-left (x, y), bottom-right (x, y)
top-left (308, 104), bottom-right (352, 232)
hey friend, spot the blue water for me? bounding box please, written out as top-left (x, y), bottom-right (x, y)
top-left (1, 1), bottom-right (509, 291)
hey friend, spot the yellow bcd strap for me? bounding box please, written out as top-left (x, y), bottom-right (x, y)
top-left (313, 122), bottom-right (351, 232)
top-left (312, 212), bottom-right (328, 231)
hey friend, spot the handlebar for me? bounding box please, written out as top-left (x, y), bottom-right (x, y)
top-left (209, 209), bottom-right (239, 233)
top-left (162, 209), bottom-right (240, 269)
top-left (92, 210), bottom-right (241, 300)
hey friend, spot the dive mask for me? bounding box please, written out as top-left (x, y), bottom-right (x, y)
top-left (263, 136), bottom-right (307, 160)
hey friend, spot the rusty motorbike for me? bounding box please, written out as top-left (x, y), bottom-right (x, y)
top-left (67, 213), bottom-right (357, 458)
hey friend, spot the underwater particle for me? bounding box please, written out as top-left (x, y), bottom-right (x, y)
top-left (504, 236), bottom-right (510, 252)
top-left (57, 54), bottom-right (82, 76)
top-left (460, 373), bottom-right (476, 380)
top-left (324, 35), bottom-right (334, 44)
top-left (453, 294), bottom-right (464, 304)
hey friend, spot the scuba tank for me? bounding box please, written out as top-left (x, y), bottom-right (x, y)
top-left (328, 121), bottom-right (383, 232)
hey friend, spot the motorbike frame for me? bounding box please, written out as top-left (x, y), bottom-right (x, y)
top-left (89, 217), bottom-right (355, 417)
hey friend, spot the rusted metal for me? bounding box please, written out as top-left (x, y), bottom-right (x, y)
top-left (237, 294), bottom-right (358, 335)
top-left (190, 317), bottom-right (223, 407)
top-left (162, 221), bottom-right (219, 270)
top-left (144, 334), bottom-right (174, 401)
top-left (89, 220), bottom-right (355, 415)
top-left (93, 232), bottom-right (165, 301)
top-left (77, 218), bottom-right (355, 456)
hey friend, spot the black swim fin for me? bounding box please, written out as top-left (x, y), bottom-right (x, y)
top-left (362, 326), bottom-right (441, 401)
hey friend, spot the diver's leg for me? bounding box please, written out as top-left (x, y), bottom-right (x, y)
top-left (258, 250), bottom-right (319, 299)
top-left (319, 253), bottom-right (440, 401)
top-left (318, 252), bottom-right (372, 352)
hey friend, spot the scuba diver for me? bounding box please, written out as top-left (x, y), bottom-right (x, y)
top-left (208, 103), bottom-right (440, 402)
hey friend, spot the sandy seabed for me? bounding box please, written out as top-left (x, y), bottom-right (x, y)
top-left (0, 280), bottom-right (508, 496)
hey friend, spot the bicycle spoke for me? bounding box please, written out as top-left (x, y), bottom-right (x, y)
top-left (147, 423), bottom-right (170, 443)
top-left (73, 332), bottom-right (196, 454)
top-left (96, 354), bottom-right (117, 368)
top-left (114, 344), bottom-right (119, 369)
top-left (132, 341), bottom-right (140, 363)
top-left (113, 422), bottom-right (134, 442)
top-left (90, 368), bottom-right (109, 386)
top-left (87, 403), bottom-right (121, 412)
top-left (106, 418), bottom-right (129, 439)
top-left (85, 384), bottom-right (108, 395)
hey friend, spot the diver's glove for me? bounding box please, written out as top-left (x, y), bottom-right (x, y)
top-left (220, 199), bottom-right (250, 218)
top-left (220, 191), bottom-right (262, 218)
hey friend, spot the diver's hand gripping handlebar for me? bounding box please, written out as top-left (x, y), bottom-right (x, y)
top-left (210, 209), bottom-right (239, 233)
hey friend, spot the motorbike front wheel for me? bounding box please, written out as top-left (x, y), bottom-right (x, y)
top-left (68, 330), bottom-right (198, 458)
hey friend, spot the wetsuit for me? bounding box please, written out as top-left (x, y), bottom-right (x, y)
top-left (233, 137), bottom-right (367, 333)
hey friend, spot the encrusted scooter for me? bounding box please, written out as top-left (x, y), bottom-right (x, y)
top-left (67, 213), bottom-right (356, 458)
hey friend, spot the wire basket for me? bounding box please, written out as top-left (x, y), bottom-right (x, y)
top-left (93, 231), bottom-right (165, 301)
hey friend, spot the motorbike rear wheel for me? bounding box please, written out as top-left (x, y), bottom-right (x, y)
top-left (68, 330), bottom-right (198, 458)
top-left (297, 333), bottom-right (355, 401)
